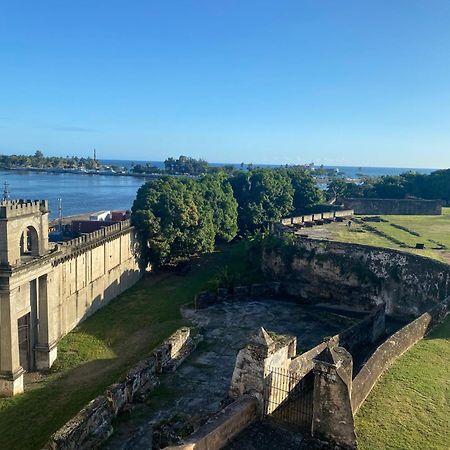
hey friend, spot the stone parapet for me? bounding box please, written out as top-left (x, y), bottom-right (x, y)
top-left (46, 327), bottom-right (199, 450)
top-left (0, 199), bottom-right (49, 218)
top-left (351, 297), bottom-right (449, 413)
top-left (164, 395), bottom-right (259, 450)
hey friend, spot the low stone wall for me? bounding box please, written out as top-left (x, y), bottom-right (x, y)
top-left (195, 282), bottom-right (281, 309)
top-left (154, 327), bottom-right (192, 372)
top-left (280, 209), bottom-right (354, 226)
top-left (164, 395), bottom-right (258, 450)
top-left (351, 298), bottom-right (449, 413)
top-left (288, 306), bottom-right (385, 377)
top-left (337, 305), bottom-right (385, 354)
top-left (47, 327), bottom-right (196, 450)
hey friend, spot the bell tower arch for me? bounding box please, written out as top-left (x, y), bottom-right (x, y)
top-left (0, 200), bottom-right (49, 267)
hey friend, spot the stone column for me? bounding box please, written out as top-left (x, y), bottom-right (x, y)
top-left (0, 290), bottom-right (24, 396)
top-left (312, 345), bottom-right (357, 450)
top-left (34, 274), bottom-right (58, 370)
top-left (229, 327), bottom-right (296, 412)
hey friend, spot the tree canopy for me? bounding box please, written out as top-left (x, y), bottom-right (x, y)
top-left (132, 176), bottom-right (216, 267)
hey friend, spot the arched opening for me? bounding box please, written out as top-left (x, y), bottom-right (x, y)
top-left (20, 226), bottom-right (39, 257)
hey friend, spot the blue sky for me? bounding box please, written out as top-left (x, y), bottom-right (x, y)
top-left (1, 1), bottom-right (450, 168)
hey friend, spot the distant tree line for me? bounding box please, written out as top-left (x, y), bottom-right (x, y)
top-left (326, 170), bottom-right (450, 204)
top-left (131, 155), bottom-right (255, 176)
top-left (0, 151), bottom-right (98, 170)
top-left (132, 167), bottom-right (324, 267)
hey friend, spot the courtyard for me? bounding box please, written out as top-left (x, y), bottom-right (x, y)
top-left (103, 298), bottom-right (356, 449)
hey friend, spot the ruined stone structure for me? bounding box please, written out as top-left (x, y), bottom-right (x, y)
top-left (262, 237), bottom-right (450, 318)
top-left (0, 200), bottom-right (142, 396)
top-left (341, 197), bottom-right (442, 215)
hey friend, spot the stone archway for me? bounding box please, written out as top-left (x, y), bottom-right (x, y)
top-left (20, 225), bottom-right (40, 257)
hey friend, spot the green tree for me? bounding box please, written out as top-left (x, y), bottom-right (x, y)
top-left (200, 172), bottom-right (238, 242)
top-left (326, 178), bottom-right (348, 200)
top-left (287, 168), bottom-right (324, 212)
top-left (230, 168), bottom-right (294, 233)
top-left (131, 177), bottom-right (215, 267)
top-left (164, 155), bottom-right (208, 175)
top-left (372, 176), bottom-right (406, 199)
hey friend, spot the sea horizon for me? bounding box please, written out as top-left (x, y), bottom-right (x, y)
top-left (100, 159), bottom-right (438, 178)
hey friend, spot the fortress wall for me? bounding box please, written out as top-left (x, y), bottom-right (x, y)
top-left (6, 225), bottom-right (142, 370)
top-left (48, 227), bottom-right (142, 340)
top-left (342, 198), bottom-right (442, 215)
top-left (262, 237), bottom-right (450, 318)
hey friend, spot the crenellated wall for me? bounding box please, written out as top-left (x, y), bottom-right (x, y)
top-left (0, 216), bottom-right (143, 396)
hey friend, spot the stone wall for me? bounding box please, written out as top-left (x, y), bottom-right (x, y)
top-left (1, 221), bottom-right (142, 393)
top-left (280, 210), bottom-right (354, 226)
top-left (46, 327), bottom-right (197, 450)
top-left (164, 395), bottom-right (258, 450)
top-left (341, 198), bottom-right (442, 215)
top-left (229, 328), bottom-right (296, 405)
top-left (351, 298), bottom-right (449, 413)
top-left (262, 237), bottom-right (450, 319)
top-left (288, 306), bottom-right (385, 378)
top-left (195, 282), bottom-right (280, 309)
top-left (312, 346), bottom-right (357, 449)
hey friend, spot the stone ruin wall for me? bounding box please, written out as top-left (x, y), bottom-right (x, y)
top-left (47, 327), bottom-right (196, 450)
top-left (262, 237), bottom-right (450, 318)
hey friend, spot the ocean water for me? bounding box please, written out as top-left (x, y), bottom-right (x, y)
top-left (0, 162), bottom-right (437, 219)
top-left (0, 170), bottom-right (145, 219)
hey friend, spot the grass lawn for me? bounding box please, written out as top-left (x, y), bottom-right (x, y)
top-left (355, 315), bottom-right (450, 450)
top-left (316, 207), bottom-right (450, 262)
top-left (0, 242), bottom-right (251, 450)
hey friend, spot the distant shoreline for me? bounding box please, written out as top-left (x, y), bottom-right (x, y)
top-left (0, 166), bottom-right (165, 179)
top-left (0, 162), bottom-right (438, 180)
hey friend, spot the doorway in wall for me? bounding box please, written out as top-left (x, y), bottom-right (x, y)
top-left (18, 313), bottom-right (31, 371)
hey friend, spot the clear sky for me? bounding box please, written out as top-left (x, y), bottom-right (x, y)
top-left (1, 1), bottom-right (450, 168)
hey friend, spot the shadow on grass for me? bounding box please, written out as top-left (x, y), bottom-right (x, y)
top-left (0, 242), bottom-right (248, 450)
top-left (426, 314), bottom-right (450, 340)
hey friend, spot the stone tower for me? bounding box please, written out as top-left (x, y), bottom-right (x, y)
top-left (0, 200), bottom-right (49, 267)
top-left (0, 200), bottom-right (49, 396)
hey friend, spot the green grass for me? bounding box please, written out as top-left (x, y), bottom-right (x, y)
top-left (0, 242), bottom-right (248, 450)
top-left (355, 315), bottom-right (450, 450)
top-left (327, 208), bottom-right (450, 262)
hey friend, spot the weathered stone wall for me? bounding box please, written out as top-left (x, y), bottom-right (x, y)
top-left (262, 237), bottom-right (450, 319)
top-left (195, 282), bottom-right (280, 309)
top-left (312, 346), bottom-right (357, 449)
top-left (46, 327), bottom-right (197, 450)
top-left (288, 306), bottom-right (385, 378)
top-left (1, 221), bottom-right (142, 391)
top-left (341, 198), bottom-right (442, 215)
top-left (229, 328), bottom-right (296, 405)
top-left (164, 395), bottom-right (258, 450)
top-left (351, 298), bottom-right (449, 413)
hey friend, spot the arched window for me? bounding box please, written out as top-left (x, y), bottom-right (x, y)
top-left (20, 226), bottom-right (39, 257)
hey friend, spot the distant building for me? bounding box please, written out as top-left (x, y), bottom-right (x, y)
top-left (89, 211), bottom-right (110, 221)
